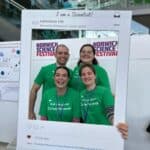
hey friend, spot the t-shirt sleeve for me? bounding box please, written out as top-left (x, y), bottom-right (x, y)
top-left (102, 88), bottom-right (114, 121)
top-left (34, 67), bottom-right (45, 86)
top-left (97, 66), bottom-right (111, 89)
top-left (39, 91), bottom-right (48, 117)
top-left (102, 88), bottom-right (114, 108)
top-left (72, 91), bottom-right (81, 119)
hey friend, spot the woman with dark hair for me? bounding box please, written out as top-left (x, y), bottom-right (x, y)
top-left (70, 44), bottom-right (110, 91)
top-left (39, 66), bottom-right (80, 122)
top-left (79, 64), bottom-right (128, 139)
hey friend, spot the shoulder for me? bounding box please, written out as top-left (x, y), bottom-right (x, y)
top-left (73, 65), bottom-right (79, 71)
top-left (42, 63), bottom-right (56, 69)
top-left (67, 67), bottom-right (73, 73)
top-left (80, 89), bottom-right (87, 96)
top-left (94, 64), bottom-right (105, 70)
top-left (94, 64), bottom-right (107, 73)
top-left (68, 87), bottom-right (78, 93)
top-left (41, 63), bottom-right (56, 72)
top-left (44, 87), bottom-right (56, 96)
top-left (67, 88), bottom-right (79, 95)
top-left (96, 85), bottom-right (107, 91)
top-left (72, 66), bottom-right (79, 75)
top-left (96, 86), bottom-right (111, 95)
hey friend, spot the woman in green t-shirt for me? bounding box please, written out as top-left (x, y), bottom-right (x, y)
top-left (79, 64), bottom-right (128, 139)
top-left (39, 66), bottom-right (80, 122)
top-left (70, 44), bottom-right (110, 92)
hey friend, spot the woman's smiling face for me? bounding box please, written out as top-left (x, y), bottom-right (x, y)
top-left (54, 68), bottom-right (69, 89)
top-left (81, 66), bottom-right (96, 87)
top-left (80, 46), bottom-right (95, 64)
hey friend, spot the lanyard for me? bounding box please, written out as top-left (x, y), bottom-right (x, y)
top-left (56, 91), bottom-right (67, 121)
top-left (56, 90), bottom-right (68, 121)
top-left (82, 99), bottom-right (90, 122)
top-left (82, 92), bottom-right (93, 122)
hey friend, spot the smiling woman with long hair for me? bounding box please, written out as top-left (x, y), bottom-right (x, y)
top-left (39, 66), bottom-right (80, 122)
top-left (79, 64), bottom-right (128, 139)
top-left (70, 44), bottom-right (110, 92)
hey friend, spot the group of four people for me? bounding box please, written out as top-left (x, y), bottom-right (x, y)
top-left (29, 43), bottom-right (128, 139)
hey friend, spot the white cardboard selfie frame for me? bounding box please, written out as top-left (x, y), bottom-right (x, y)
top-left (17, 10), bottom-right (131, 150)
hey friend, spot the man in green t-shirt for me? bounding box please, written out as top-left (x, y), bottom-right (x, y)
top-left (29, 44), bottom-right (71, 120)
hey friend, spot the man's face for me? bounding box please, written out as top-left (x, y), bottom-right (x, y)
top-left (55, 46), bottom-right (69, 66)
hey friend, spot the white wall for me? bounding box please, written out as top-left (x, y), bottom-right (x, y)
top-left (125, 35), bottom-right (150, 150)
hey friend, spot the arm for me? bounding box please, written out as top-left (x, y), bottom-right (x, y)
top-left (106, 108), bottom-right (128, 139)
top-left (117, 123), bottom-right (128, 140)
top-left (106, 115), bottom-right (128, 139)
top-left (106, 110), bottom-right (128, 139)
top-left (102, 88), bottom-right (128, 139)
top-left (40, 116), bottom-right (48, 121)
top-left (105, 106), bottom-right (114, 124)
top-left (72, 118), bottom-right (80, 122)
top-left (106, 111), bottom-right (128, 139)
top-left (28, 83), bottom-right (40, 120)
top-left (102, 87), bottom-right (114, 124)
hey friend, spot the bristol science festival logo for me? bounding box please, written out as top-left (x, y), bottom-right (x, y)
top-left (93, 41), bottom-right (118, 57)
top-left (36, 42), bottom-right (58, 57)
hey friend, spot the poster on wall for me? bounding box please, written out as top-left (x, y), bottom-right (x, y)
top-left (17, 10), bottom-right (131, 150)
top-left (0, 42), bottom-right (20, 102)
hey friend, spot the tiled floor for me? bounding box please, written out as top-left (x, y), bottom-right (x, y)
top-left (0, 142), bottom-right (8, 150)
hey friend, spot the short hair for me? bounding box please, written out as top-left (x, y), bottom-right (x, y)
top-left (79, 64), bottom-right (96, 77)
top-left (55, 44), bottom-right (69, 52)
top-left (54, 66), bottom-right (70, 78)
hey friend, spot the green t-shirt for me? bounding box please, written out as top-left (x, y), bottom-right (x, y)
top-left (34, 63), bottom-right (72, 100)
top-left (34, 63), bottom-right (56, 92)
top-left (39, 88), bottom-right (80, 122)
top-left (70, 64), bottom-right (110, 92)
top-left (80, 86), bottom-right (114, 125)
